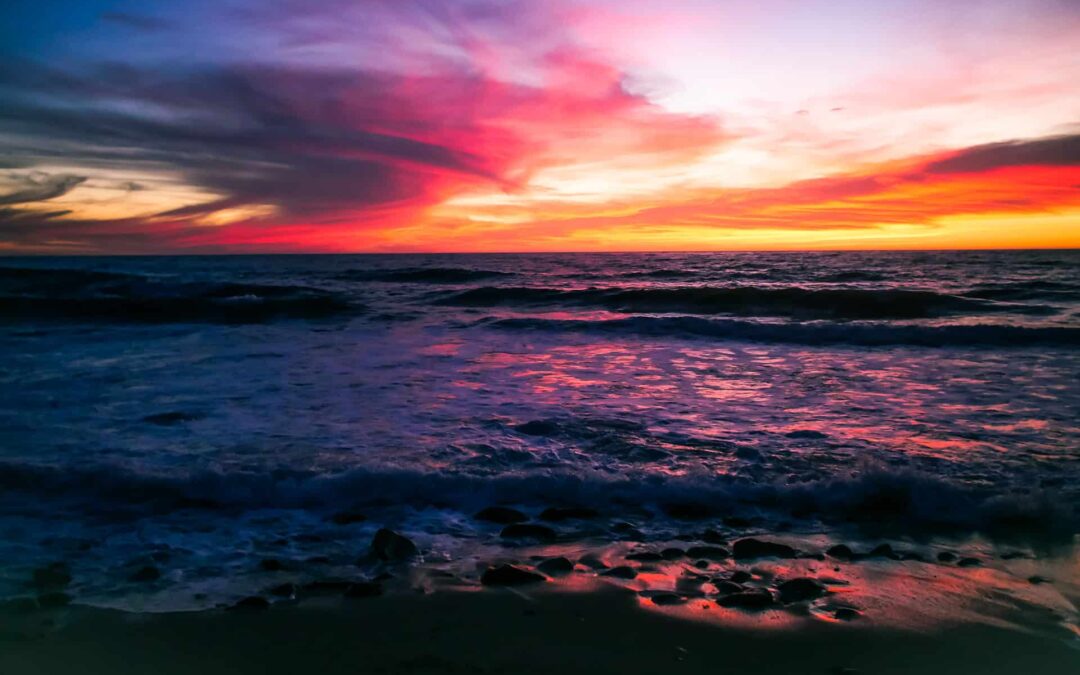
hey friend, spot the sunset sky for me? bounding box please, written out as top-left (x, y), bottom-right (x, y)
top-left (1, 0), bottom-right (1078, 254)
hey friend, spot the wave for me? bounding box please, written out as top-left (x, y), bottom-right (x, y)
top-left (0, 267), bottom-right (355, 323)
top-left (437, 285), bottom-right (1047, 320)
top-left (0, 460), bottom-right (1070, 539)
top-left (335, 267), bottom-right (513, 283)
top-left (964, 280), bottom-right (1080, 302)
top-left (487, 316), bottom-right (1080, 347)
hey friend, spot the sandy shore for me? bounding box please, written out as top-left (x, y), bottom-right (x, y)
top-left (2, 586), bottom-right (1078, 675)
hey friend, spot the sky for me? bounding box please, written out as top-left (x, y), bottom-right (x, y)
top-left (0, 0), bottom-right (1078, 254)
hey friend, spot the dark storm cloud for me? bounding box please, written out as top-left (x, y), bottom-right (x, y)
top-left (0, 174), bottom-right (87, 205)
top-left (924, 133), bottom-right (1080, 174)
top-left (0, 59), bottom-right (504, 220)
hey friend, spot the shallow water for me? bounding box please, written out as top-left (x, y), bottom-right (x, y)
top-left (0, 251), bottom-right (1077, 638)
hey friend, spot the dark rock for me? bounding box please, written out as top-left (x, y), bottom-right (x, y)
top-left (956, 557), bottom-right (981, 567)
top-left (660, 548), bottom-right (686, 560)
top-left (514, 420), bottom-right (560, 436)
top-left (230, 596), bottom-right (270, 611)
top-left (260, 558), bottom-right (286, 572)
top-left (1028, 575), bottom-right (1050, 585)
top-left (826, 544), bottom-right (855, 561)
top-left (1000, 551), bottom-right (1028, 560)
top-left (730, 570), bottom-right (753, 583)
top-left (481, 565), bottom-right (545, 586)
top-left (701, 530), bottom-right (727, 545)
top-left (694, 560), bottom-right (710, 569)
top-left (33, 563), bottom-right (72, 590)
top-left (330, 511), bottom-right (367, 525)
top-left (370, 529), bottom-right (419, 561)
top-left (937, 551), bottom-right (957, 563)
top-left (475, 506), bottom-right (528, 524)
top-left (539, 506), bottom-right (599, 522)
top-left (866, 544), bottom-right (900, 560)
top-left (686, 546), bottom-right (730, 560)
top-left (626, 551), bottom-right (664, 562)
top-left (128, 566), bottom-right (161, 583)
top-left (834, 607), bottom-right (861, 621)
top-left (663, 502), bottom-right (713, 520)
top-left (717, 589), bottom-right (776, 610)
top-left (268, 583), bottom-right (296, 597)
top-left (537, 557), bottom-right (574, 576)
top-left (344, 582), bottom-right (382, 598)
top-left (601, 566), bottom-right (638, 580)
top-left (610, 522), bottom-right (645, 539)
top-left (36, 592), bottom-right (72, 609)
top-left (500, 523), bottom-right (556, 542)
top-left (732, 538), bottom-right (797, 560)
top-left (777, 577), bottom-right (827, 603)
top-left (649, 593), bottom-right (686, 606)
top-left (713, 581), bottom-right (744, 595)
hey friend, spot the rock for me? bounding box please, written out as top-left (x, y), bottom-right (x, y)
top-left (537, 557), bottom-right (574, 576)
top-left (649, 593), bottom-right (686, 606)
top-left (937, 551), bottom-right (957, 563)
top-left (777, 577), bottom-right (827, 603)
top-left (230, 596), bottom-right (270, 611)
top-left (626, 551), bottom-right (664, 562)
top-left (1000, 551), bottom-right (1028, 560)
top-left (686, 546), bottom-right (730, 560)
top-left (899, 552), bottom-right (925, 561)
top-left (260, 558), bottom-right (285, 572)
top-left (36, 592), bottom-right (72, 609)
top-left (713, 581), bottom-right (744, 595)
top-left (866, 544), bottom-right (900, 560)
top-left (128, 566), bottom-right (161, 583)
top-left (701, 530), bottom-right (727, 545)
top-left (601, 566), bottom-right (638, 580)
top-left (717, 589), bottom-right (776, 610)
top-left (268, 583), bottom-right (296, 597)
top-left (500, 523), bottom-right (556, 542)
top-left (826, 544), bottom-right (855, 561)
top-left (732, 538), bottom-right (797, 560)
top-left (730, 570), bottom-right (753, 583)
top-left (663, 502), bottom-right (713, 520)
top-left (475, 506), bottom-right (528, 524)
top-left (481, 565), bottom-right (545, 586)
top-left (330, 511), bottom-right (367, 525)
top-left (693, 560), bottom-right (710, 569)
top-left (33, 563), bottom-right (72, 590)
top-left (370, 529), bottom-right (419, 561)
top-left (514, 420), bottom-right (560, 436)
top-left (539, 506), bottom-right (599, 522)
top-left (344, 582), bottom-right (382, 598)
top-left (957, 557), bottom-right (981, 567)
top-left (661, 548), bottom-right (686, 560)
top-left (1028, 575), bottom-right (1050, 585)
top-left (834, 607), bottom-right (861, 621)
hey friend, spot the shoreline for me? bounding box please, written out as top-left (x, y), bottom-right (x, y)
top-left (2, 586), bottom-right (1079, 674)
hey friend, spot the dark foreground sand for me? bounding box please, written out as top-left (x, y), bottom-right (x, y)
top-left (2, 587), bottom-right (1078, 675)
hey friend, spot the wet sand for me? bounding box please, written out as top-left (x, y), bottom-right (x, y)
top-left (2, 586), bottom-right (1078, 675)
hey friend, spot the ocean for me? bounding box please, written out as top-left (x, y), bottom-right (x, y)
top-left (1, 250), bottom-right (1078, 634)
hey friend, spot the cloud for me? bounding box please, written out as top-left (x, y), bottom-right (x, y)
top-left (924, 133), bottom-right (1080, 174)
top-left (0, 173), bottom-right (87, 205)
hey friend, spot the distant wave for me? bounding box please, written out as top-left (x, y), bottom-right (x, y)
top-left (963, 279), bottom-right (1080, 302)
top-left (487, 316), bottom-right (1080, 347)
top-left (437, 285), bottom-right (1048, 319)
top-left (336, 267), bottom-right (513, 283)
top-left (0, 267), bottom-right (355, 323)
top-left (0, 460), bottom-right (1070, 539)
